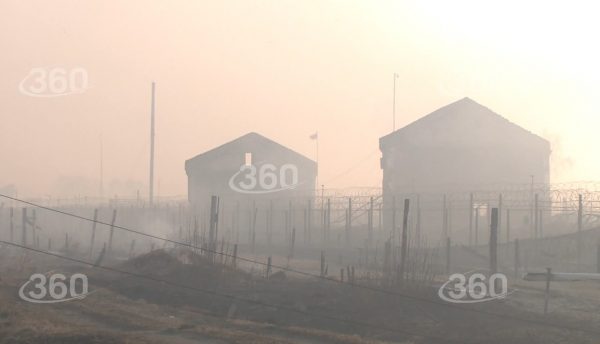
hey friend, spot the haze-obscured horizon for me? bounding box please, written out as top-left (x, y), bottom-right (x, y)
top-left (1, 0), bottom-right (599, 198)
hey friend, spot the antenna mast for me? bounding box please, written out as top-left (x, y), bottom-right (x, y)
top-left (149, 82), bottom-right (156, 206)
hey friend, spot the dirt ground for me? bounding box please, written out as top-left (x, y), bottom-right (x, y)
top-left (1, 247), bottom-right (600, 344)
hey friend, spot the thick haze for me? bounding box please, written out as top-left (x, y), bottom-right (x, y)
top-left (1, 0), bottom-right (599, 198)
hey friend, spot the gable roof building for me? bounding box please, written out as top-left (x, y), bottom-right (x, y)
top-left (379, 97), bottom-right (551, 194)
top-left (185, 132), bottom-right (317, 210)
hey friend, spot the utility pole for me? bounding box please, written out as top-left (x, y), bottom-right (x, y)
top-left (316, 132), bottom-right (319, 190)
top-left (392, 73), bottom-right (398, 131)
top-left (99, 134), bottom-right (103, 199)
top-left (149, 82), bottom-right (156, 206)
top-left (321, 184), bottom-right (325, 240)
top-left (309, 132), bottom-right (319, 194)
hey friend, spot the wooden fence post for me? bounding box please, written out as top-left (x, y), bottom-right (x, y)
top-left (268, 200), bottom-right (273, 246)
top-left (89, 209), bottom-right (98, 259)
top-left (193, 217), bottom-right (199, 254)
top-left (416, 195), bottom-right (421, 248)
top-left (442, 194), bottom-right (447, 240)
top-left (232, 244), bottom-right (238, 268)
top-left (129, 239), bottom-right (136, 259)
top-left (251, 206), bottom-right (257, 253)
top-left (399, 199), bottom-right (410, 283)
top-left (391, 196), bottom-right (396, 243)
top-left (342, 210), bottom-right (347, 246)
top-left (446, 237), bottom-right (451, 274)
top-left (9, 208), bottom-right (13, 243)
top-left (490, 208), bottom-right (499, 294)
top-left (539, 208), bottom-right (544, 238)
top-left (235, 201), bottom-right (240, 240)
top-left (475, 207), bottom-right (479, 245)
top-left (94, 243), bottom-right (106, 267)
top-left (498, 194), bottom-right (503, 239)
top-left (320, 251), bottom-right (325, 277)
top-left (264, 206), bottom-right (270, 247)
top-left (321, 197), bottom-right (326, 241)
top-left (384, 239), bottom-right (391, 283)
top-left (346, 266), bottom-right (351, 283)
top-left (287, 200), bottom-right (292, 242)
top-left (326, 198), bottom-right (331, 241)
top-left (577, 194), bottom-right (583, 267)
top-left (544, 267), bottom-right (552, 315)
top-left (378, 201), bottom-right (382, 232)
top-left (284, 210), bottom-right (289, 244)
top-left (514, 238), bottom-right (520, 279)
top-left (107, 209), bottom-right (117, 256)
top-left (289, 227), bottom-right (296, 260)
top-left (596, 240), bottom-right (600, 273)
top-left (21, 208), bottom-right (27, 246)
top-left (490, 208), bottom-right (498, 275)
top-left (506, 209), bottom-right (511, 243)
top-left (347, 198), bottom-right (352, 244)
top-left (307, 199), bottom-right (312, 244)
top-left (448, 199), bottom-right (452, 238)
top-left (266, 256), bottom-right (272, 279)
top-left (469, 193), bottom-right (473, 246)
top-left (534, 194), bottom-right (539, 238)
top-left (32, 209), bottom-right (37, 248)
top-left (209, 196), bottom-right (219, 261)
top-left (368, 197), bottom-right (374, 244)
top-left (303, 208), bottom-right (307, 244)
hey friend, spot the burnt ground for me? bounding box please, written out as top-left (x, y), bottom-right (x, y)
top-left (0, 248), bottom-right (599, 344)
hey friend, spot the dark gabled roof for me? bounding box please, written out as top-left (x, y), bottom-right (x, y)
top-left (379, 97), bottom-right (550, 150)
top-left (186, 132), bottom-right (316, 171)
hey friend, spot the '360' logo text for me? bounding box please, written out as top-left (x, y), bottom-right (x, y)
top-left (19, 272), bottom-right (91, 304)
top-left (229, 163), bottom-right (299, 194)
top-left (438, 271), bottom-right (514, 304)
top-left (19, 67), bottom-right (88, 97)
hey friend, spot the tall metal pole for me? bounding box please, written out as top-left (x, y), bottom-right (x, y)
top-left (100, 134), bottom-right (103, 199)
top-left (392, 73), bottom-right (398, 131)
top-left (316, 132), bottom-right (319, 192)
top-left (321, 184), bottom-right (325, 241)
top-left (149, 82), bottom-right (156, 206)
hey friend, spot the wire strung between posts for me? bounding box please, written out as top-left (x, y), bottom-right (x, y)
top-left (2, 193), bottom-right (600, 336)
top-left (0, 240), bottom-right (460, 344)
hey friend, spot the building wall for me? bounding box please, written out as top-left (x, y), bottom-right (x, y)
top-left (186, 143), bottom-right (316, 213)
top-left (381, 142), bottom-right (550, 194)
top-left (379, 121), bottom-right (551, 241)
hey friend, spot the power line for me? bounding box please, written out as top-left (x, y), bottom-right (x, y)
top-left (0, 240), bottom-right (457, 344)
top-left (1, 193), bottom-right (599, 336)
top-left (323, 148), bottom-right (379, 185)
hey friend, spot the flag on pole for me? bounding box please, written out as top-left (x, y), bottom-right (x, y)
top-left (309, 132), bottom-right (318, 140)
